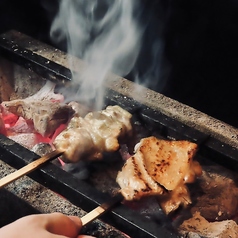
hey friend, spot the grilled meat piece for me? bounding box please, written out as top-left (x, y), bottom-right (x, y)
top-left (53, 105), bottom-right (133, 163)
top-left (116, 136), bottom-right (202, 214)
top-left (116, 150), bottom-right (166, 201)
top-left (159, 183), bottom-right (192, 214)
top-left (136, 137), bottom-right (200, 190)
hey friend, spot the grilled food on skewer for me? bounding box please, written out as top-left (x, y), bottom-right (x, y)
top-left (53, 105), bottom-right (133, 163)
top-left (116, 136), bottom-right (202, 214)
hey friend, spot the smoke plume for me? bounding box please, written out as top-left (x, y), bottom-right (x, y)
top-left (50, 0), bottom-right (142, 109)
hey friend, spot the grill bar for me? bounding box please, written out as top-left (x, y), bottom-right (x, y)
top-left (1, 30), bottom-right (238, 237)
top-left (0, 36), bottom-right (72, 83)
top-left (0, 149), bottom-right (64, 188)
top-left (0, 134), bottom-right (179, 238)
top-left (1, 30), bottom-right (238, 171)
top-left (104, 89), bottom-right (238, 171)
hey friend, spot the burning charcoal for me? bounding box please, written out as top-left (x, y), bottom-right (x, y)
top-left (0, 113), bottom-right (6, 135)
top-left (9, 117), bottom-right (34, 133)
top-left (31, 143), bottom-right (53, 157)
top-left (1, 81), bottom-right (76, 137)
top-left (1, 110), bottom-right (19, 128)
top-left (190, 165), bottom-right (238, 221)
top-left (8, 133), bottom-right (50, 150)
top-left (2, 100), bottom-right (75, 137)
top-left (179, 211), bottom-right (238, 238)
top-left (25, 80), bottom-right (64, 102)
top-left (185, 232), bottom-right (202, 238)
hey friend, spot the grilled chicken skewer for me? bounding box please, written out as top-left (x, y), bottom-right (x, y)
top-left (116, 136), bottom-right (202, 214)
top-left (53, 105), bottom-right (133, 163)
top-left (0, 149), bottom-right (64, 188)
top-left (81, 193), bottom-right (123, 226)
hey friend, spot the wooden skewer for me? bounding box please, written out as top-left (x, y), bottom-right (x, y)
top-left (81, 193), bottom-right (124, 226)
top-left (0, 148), bottom-right (122, 225)
top-left (0, 149), bottom-right (64, 188)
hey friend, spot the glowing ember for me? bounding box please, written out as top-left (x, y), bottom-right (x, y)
top-left (0, 81), bottom-right (70, 151)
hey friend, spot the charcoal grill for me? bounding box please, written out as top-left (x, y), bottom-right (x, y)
top-left (1, 30), bottom-right (238, 238)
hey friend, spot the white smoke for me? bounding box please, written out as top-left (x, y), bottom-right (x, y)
top-left (50, 0), bottom-right (142, 109)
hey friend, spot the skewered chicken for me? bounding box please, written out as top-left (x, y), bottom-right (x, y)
top-left (53, 105), bottom-right (133, 163)
top-left (116, 136), bottom-right (202, 214)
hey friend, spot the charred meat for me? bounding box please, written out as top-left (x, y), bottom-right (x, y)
top-left (116, 136), bottom-right (202, 214)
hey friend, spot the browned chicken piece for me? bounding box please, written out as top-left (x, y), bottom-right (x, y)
top-left (159, 183), bottom-right (192, 214)
top-left (2, 100), bottom-right (75, 137)
top-left (136, 137), bottom-right (200, 190)
top-left (116, 136), bottom-right (202, 214)
top-left (53, 105), bottom-right (133, 163)
top-left (115, 151), bottom-right (166, 200)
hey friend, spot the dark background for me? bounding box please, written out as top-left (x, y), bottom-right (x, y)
top-left (0, 0), bottom-right (238, 128)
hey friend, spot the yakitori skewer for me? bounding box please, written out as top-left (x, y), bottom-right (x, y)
top-left (0, 149), bottom-right (64, 188)
top-left (81, 193), bottom-right (123, 226)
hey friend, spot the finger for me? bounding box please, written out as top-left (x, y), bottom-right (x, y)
top-left (48, 235), bottom-right (95, 238)
top-left (78, 236), bottom-right (96, 238)
top-left (68, 216), bottom-right (82, 227)
top-left (44, 213), bottom-right (82, 237)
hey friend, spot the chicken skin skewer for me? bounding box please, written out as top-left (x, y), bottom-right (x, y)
top-left (53, 105), bottom-right (133, 163)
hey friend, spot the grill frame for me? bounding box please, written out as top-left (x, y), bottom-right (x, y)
top-left (0, 134), bottom-right (179, 238)
top-left (1, 30), bottom-right (238, 237)
top-left (1, 30), bottom-right (238, 170)
top-left (104, 89), bottom-right (238, 171)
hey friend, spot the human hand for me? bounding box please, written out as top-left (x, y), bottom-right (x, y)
top-left (0, 212), bottom-right (95, 238)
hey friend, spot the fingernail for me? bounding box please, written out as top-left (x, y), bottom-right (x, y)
top-left (68, 215), bottom-right (82, 227)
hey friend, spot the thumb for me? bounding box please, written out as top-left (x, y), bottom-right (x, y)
top-left (78, 236), bottom-right (96, 238)
top-left (45, 213), bottom-right (82, 237)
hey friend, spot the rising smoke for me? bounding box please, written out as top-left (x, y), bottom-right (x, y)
top-left (50, 0), bottom-right (143, 109)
